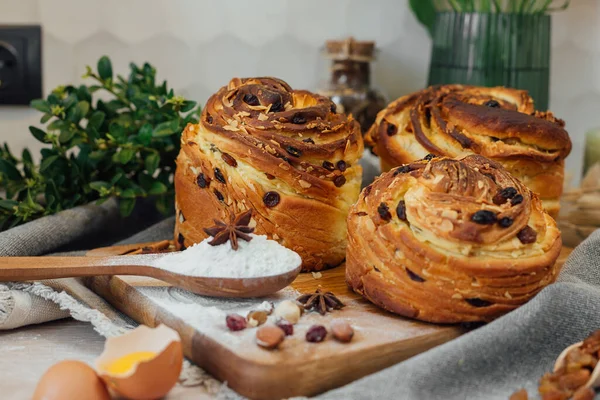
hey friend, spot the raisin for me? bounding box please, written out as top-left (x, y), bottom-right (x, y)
top-left (214, 168), bottom-right (226, 184)
top-left (334, 175), bottom-right (346, 187)
top-left (322, 161), bottom-right (335, 171)
top-left (263, 191), bottom-right (280, 207)
top-left (465, 298), bottom-right (493, 307)
top-left (406, 268), bottom-right (425, 282)
top-left (517, 226), bottom-right (537, 244)
top-left (207, 114), bottom-right (213, 124)
top-left (177, 233), bottom-right (185, 246)
top-left (484, 100), bottom-right (500, 108)
top-left (275, 319), bottom-right (294, 336)
top-left (363, 185), bottom-right (372, 197)
top-left (270, 101), bottom-right (284, 112)
top-left (471, 210), bottom-right (497, 225)
top-left (490, 136), bottom-right (500, 142)
top-left (493, 187), bottom-right (518, 205)
top-left (306, 325), bottom-right (327, 343)
top-left (221, 153), bottom-right (237, 167)
top-left (378, 203), bottom-right (392, 221)
top-left (243, 93), bottom-right (259, 106)
top-left (424, 153), bottom-right (436, 161)
top-left (214, 189), bottom-right (224, 202)
top-left (394, 165), bottom-right (412, 175)
top-left (292, 114), bottom-right (306, 124)
top-left (336, 160), bottom-right (347, 172)
top-left (330, 103), bottom-right (337, 113)
top-left (498, 217), bottom-right (513, 228)
top-left (511, 194), bottom-right (524, 206)
top-left (196, 173), bottom-right (210, 188)
top-left (226, 314), bottom-right (247, 331)
top-left (396, 200), bottom-right (407, 221)
top-left (265, 173), bottom-right (276, 180)
top-left (387, 123), bottom-right (397, 136)
top-left (286, 146), bottom-right (302, 157)
top-left (303, 138), bottom-right (315, 144)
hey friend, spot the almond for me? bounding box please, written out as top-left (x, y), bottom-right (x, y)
top-left (256, 325), bottom-right (285, 349)
top-left (330, 319), bottom-right (354, 343)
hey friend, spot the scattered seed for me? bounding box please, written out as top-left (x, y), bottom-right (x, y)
top-left (221, 153), bottom-right (237, 167)
top-left (226, 314), bottom-right (247, 331)
top-left (263, 191), bottom-right (281, 207)
top-left (214, 168), bottom-right (226, 184)
top-left (306, 325), bottom-right (327, 343)
top-left (256, 325), bottom-right (285, 349)
top-left (286, 146), bottom-right (302, 157)
top-left (517, 226), bottom-right (537, 244)
top-left (336, 160), bottom-right (347, 172)
top-left (498, 217), bottom-right (513, 228)
top-left (330, 320), bottom-right (354, 343)
top-left (396, 200), bottom-right (407, 221)
top-left (378, 203), bottom-right (392, 221)
top-left (465, 298), bottom-right (493, 307)
top-left (511, 194), bottom-right (524, 206)
top-left (322, 161), bottom-right (335, 171)
top-left (196, 173), bottom-right (210, 188)
top-left (334, 175), bottom-right (346, 187)
top-left (471, 210), bottom-right (497, 225)
top-left (247, 311), bottom-right (268, 327)
top-left (243, 93), bottom-right (259, 106)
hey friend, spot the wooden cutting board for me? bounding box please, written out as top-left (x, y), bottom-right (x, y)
top-left (83, 243), bottom-right (572, 400)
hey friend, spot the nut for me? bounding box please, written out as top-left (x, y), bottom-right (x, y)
top-left (275, 319), bottom-right (294, 336)
top-left (256, 325), bottom-right (285, 349)
top-left (306, 325), bottom-right (327, 343)
top-left (330, 319), bottom-right (354, 343)
top-left (247, 311), bottom-right (268, 327)
top-left (226, 314), bottom-right (247, 331)
top-left (274, 300), bottom-right (301, 324)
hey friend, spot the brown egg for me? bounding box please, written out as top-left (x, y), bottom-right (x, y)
top-left (95, 324), bottom-right (183, 400)
top-left (33, 360), bottom-right (110, 400)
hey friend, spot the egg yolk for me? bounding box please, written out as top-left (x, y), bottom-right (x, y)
top-left (104, 351), bottom-right (156, 375)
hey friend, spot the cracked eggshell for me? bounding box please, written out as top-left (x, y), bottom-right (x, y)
top-left (95, 324), bottom-right (183, 400)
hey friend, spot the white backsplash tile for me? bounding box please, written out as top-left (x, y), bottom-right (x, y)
top-left (0, 0), bottom-right (594, 183)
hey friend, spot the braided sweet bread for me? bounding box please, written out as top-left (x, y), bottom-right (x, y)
top-left (346, 154), bottom-right (562, 323)
top-left (365, 85), bottom-right (571, 217)
top-left (174, 77), bottom-right (363, 271)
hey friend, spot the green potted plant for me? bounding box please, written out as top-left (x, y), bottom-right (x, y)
top-left (410, 0), bottom-right (571, 110)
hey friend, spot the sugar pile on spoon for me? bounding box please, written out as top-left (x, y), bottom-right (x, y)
top-left (152, 234), bottom-right (302, 278)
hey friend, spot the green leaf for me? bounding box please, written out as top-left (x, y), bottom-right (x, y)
top-left (145, 153), bottom-right (160, 175)
top-left (89, 85), bottom-right (103, 93)
top-left (31, 99), bottom-right (51, 113)
top-left (0, 159), bottom-right (22, 181)
top-left (29, 127), bottom-right (49, 143)
top-left (89, 181), bottom-right (111, 192)
top-left (63, 93), bottom-right (78, 110)
top-left (120, 188), bottom-right (136, 198)
top-left (409, 0), bottom-right (436, 37)
top-left (22, 149), bottom-right (33, 164)
top-left (117, 148), bottom-right (135, 164)
top-left (147, 181), bottom-right (167, 195)
top-left (40, 113), bottom-right (52, 123)
top-left (88, 111), bottom-right (106, 130)
top-left (119, 197), bottom-right (136, 216)
top-left (109, 172), bottom-right (124, 186)
top-left (155, 195), bottom-right (172, 215)
top-left (109, 123), bottom-right (126, 141)
top-left (152, 119), bottom-right (180, 137)
top-left (40, 155), bottom-right (60, 172)
top-left (180, 100), bottom-right (197, 112)
top-left (97, 56), bottom-right (113, 81)
top-left (0, 199), bottom-right (18, 211)
top-left (137, 123), bottom-right (153, 146)
top-left (77, 101), bottom-right (90, 118)
top-left (58, 129), bottom-right (76, 144)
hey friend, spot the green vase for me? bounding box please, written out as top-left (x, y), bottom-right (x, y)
top-left (427, 12), bottom-right (551, 110)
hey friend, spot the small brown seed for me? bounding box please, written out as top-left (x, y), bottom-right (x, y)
top-left (247, 310), bottom-right (268, 327)
top-left (330, 319), bottom-right (354, 343)
top-left (221, 153), bottom-right (237, 167)
top-left (256, 325), bottom-right (285, 349)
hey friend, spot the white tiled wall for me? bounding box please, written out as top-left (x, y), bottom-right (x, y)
top-left (0, 0), bottom-right (593, 184)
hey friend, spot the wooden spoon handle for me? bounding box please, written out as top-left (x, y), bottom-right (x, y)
top-left (0, 255), bottom-right (162, 282)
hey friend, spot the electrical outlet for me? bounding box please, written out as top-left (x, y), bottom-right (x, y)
top-left (0, 25), bottom-right (42, 105)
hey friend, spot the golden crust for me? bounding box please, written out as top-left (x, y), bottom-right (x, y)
top-left (174, 77), bottom-right (363, 271)
top-left (346, 154), bottom-right (562, 323)
top-left (365, 85), bottom-right (572, 217)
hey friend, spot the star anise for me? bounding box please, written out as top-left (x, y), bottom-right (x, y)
top-left (296, 288), bottom-right (345, 315)
top-left (203, 210), bottom-right (255, 250)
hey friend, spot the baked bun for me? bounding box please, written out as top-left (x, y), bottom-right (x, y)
top-left (346, 154), bottom-right (562, 323)
top-left (365, 85), bottom-right (571, 217)
top-left (175, 77), bottom-right (363, 271)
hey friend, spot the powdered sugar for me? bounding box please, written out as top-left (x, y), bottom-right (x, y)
top-left (152, 234), bottom-right (302, 278)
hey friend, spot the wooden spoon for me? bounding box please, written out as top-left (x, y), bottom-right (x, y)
top-left (0, 254), bottom-right (301, 298)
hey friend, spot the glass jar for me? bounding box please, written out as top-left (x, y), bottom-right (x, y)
top-left (316, 38), bottom-right (387, 133)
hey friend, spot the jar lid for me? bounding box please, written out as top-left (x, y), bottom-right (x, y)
top-left (324, 37), bottom-right (376, 62)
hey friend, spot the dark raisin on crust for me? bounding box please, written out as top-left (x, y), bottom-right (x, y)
top-left (214, 168), bottom-right (226, 184)
top-left (334, 175), bottom-right (346, 187)
top-left (270, 101), bottom-right (284, 113)
top-left (213, 189), bottom-right (225, 202)
top-left (378, 202), bottom-right (392, 221)
top-left (196, 173), bottom-right (210, 188)
top-left (484, 100), bottom-right (500, 108)
top-left (517, 226), bottom-right (537, 244)
top-left (221, 153), bottom-right (237, 167)
top-left (356, 211), bottom-right (368, 216)
top-left (206, 114), bottom-right (213, 124)
top-left (406, 268), bottom-right (425, 282)
top-left (387, 123), bottom-right (398, 136)
top-left (396, 200), bottom-right (407, 221)
top-left (177, 233), bottom-right (185, 246)
top-left (511, 194), bottom-right (524, 206)
top-left (465, 298), bottom-right (493, 307)
top-left (394, 165), bottom-right (412, 175)
top-left (286, 146), bottom-right (302, 158)
top-left (322, 161), bottom-right (335, 171)
top-left (483, 172), bottom-right (496, 183)
top-left (303, 138), bottom-right (315, 144)
top-left (292, 114), bottom-right (306, 124)
top-left (498, 217), bottom-right (514, 228)
top-left (471, 210), bottom-right (497, 225)
top-left (373, 266), bottom-right (381, 272)
top-left (336, 160), bottom-right (347, 172)
top-left (363, 185), bottom-right (372, 197)
top-left (493, 187), bottom-right (518, 205)
top-left (263, 191), bottom-right (280, 207)
top-left (265, 173), bottom-right (276, 180)
top-left (243, 93), bottom-right (260, 106)
top-left (330, 103), bottom-right (337, 114)
top-left (424, 153), bottom-right (436, 161)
